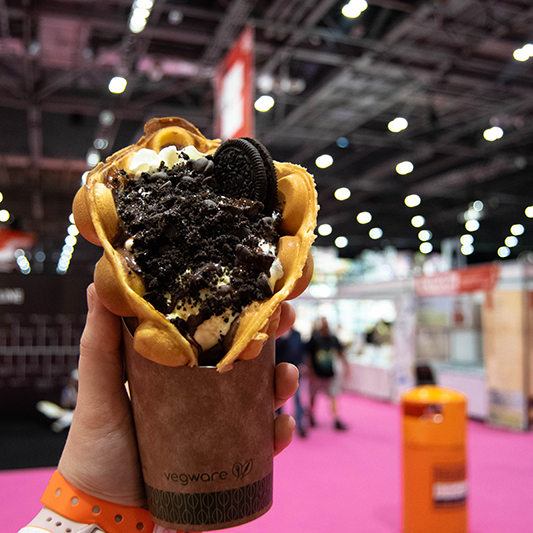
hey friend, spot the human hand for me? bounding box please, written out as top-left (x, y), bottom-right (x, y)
top-left (58, 284), bottom-right (298, 507)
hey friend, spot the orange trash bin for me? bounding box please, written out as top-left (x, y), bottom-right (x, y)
top-left (402, 386), bottom-right (468, 533)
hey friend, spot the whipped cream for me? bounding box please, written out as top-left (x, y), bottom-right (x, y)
top-left (129, 145), bottom-right (206, 175)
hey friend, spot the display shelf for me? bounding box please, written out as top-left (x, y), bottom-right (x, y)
top-left (435, 363), bottom-right (488, 419)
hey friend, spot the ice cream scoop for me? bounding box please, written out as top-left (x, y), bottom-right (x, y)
top-left (73, 117), bottom-right (317, 372)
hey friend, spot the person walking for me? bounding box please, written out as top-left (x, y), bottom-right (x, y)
top-left (307, 317), bottom-right (350, 431)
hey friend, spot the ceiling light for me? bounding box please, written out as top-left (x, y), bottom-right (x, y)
top-left (318, 223), bottom-right (332, 236)
top-left (404, 194), bottom-right (421, 207)
top-left (94, 138), bottom-right (108, 150)
top-left (483, 126), bottom-right (504, 141)
top-left (132, 7), bottom-right (150, 19)
top-left (67, 224), bottom-right (79, 236)
top-left (418, 230), bottom-right (432, 241)
top-left (335, 236), bottom-right (348, 248)
top-left (388, 117), bottom-right (408, 133)
top-left (0, 192), bottom-right (3, 202)
top-left (472, 200), bottom-right (484, 212)
top-left (460, 234), bottom-right (474, 246)
top-left (396, 161), bottom-right (414, 175)
top-left (337, 137), bottom-right (348, 148)
top-left (99, 110), bottom-right (115, 126)
top-left (109, 76), bottom-right (128, 94)
top-left (461, 244), bottom-right (474, 256)
top-left (257, 74), bottom-right (274, 93)
top-left (16, 255), bottom-right (28, 267)
top-left (254, 95), bottom-right (275, 112)
top-left (342, 0), bottom-right (368, 19)
top-left (129, 5), bottom-right (151, 32)
top-left (58, 212), bottom-right (79, 273)
top-left (513, 48), bottom-right (529, 62)
top-left (168, 9), bottom-right (183, 25)
top-left (0, 209), bottom-right (10, 222)
top-left (135, 0), bottom-right (154, 9)
top-left (419, 242), bottom-right (433, 254)
top-left (16, 252), bottom-right (31, 274)
top-left (513, 44), bottom-right (532, 62)
top-left (334, 187), bottom-right (351, 201)
top-left (86, 150), bottom-right (100, 168)
top-left (411, 215), bottom-right (425, 228)
top-left (526, 206), bottom-right (533, 218)
top-left (498, 246), bottom-right (510, 258)
top-left (465, 220), bottom-right (480, 232)
top-left (510, 224), bottom-right (524, 236)
top-left (369, 227), bottom-right (383, 240)
top-left (505, 236), bottom-right (518, 248)
top-left (315, 154), bottom-right (333, 169)
top-left (464, 207), bottom-right (481, 221)
top-left (69, 213), bottom-right (75, 224)
top-left (356, 211), bottom-right (372, 224)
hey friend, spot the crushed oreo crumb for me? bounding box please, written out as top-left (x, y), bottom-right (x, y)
top-left (111, 154), bottom-right (281, 362)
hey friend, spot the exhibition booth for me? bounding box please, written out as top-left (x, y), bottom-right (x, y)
top-left (293, 248), bottom-right (533, 431)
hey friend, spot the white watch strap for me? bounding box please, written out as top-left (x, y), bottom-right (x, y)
top-left (19, 507), bottom-right (106, 533)
top-left (153, 527), bottom-right (179, 533)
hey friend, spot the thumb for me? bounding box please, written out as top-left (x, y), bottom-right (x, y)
top-left (76, 283), bottom-right (127, 412)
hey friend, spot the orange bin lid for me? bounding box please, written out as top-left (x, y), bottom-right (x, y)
top-left (402, 386), bottom-right (467, 446)
top-left (402, 385), bottom-right (467, 405)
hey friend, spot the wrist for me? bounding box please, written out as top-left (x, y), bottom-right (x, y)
top-left (38, 471), bottom-right (154, 533)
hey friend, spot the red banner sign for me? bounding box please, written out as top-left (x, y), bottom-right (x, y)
top-left (214, 27), bottom-right (255, 140)
top-left (0, 229), bottom-right (36, 270)
top-left (414, 264), bottom-right (499, 297)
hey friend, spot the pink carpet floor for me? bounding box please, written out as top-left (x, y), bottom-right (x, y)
top-left (3, 393), bottom-right (533, 532)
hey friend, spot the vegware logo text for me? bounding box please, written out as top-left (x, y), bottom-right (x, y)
top-left (165, 459), bottom-right (253, 486)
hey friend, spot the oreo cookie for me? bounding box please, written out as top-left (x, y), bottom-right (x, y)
top-left (241, 137), bottom-right (278, 214)
top-left (213, 138), bottom-right (278, 213)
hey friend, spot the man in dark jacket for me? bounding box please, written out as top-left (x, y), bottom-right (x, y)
top-left (276, 326), bottom-right (307, 437)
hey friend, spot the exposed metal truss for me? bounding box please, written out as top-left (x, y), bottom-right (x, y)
top-left (1, 0), bottom-right (533, 272)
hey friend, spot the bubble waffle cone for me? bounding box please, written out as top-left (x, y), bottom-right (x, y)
top-left (73, 117), bottom-right (317, 371)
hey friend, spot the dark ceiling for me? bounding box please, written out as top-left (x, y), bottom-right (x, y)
top-left (1, 0), bottom-right (533, 275)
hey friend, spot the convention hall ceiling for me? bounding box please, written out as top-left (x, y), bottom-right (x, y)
top-left (1, 0), bottom-right (533, 274)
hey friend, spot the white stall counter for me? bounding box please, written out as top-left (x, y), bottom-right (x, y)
top-left (345, 361), bottom-right (394, 400)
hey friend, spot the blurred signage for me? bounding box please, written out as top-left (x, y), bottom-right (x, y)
top-left (415, 264), bottom-right (499, 297)
top-left (0, 273), bottom-right (91, 314)
top-left (0, 287), bottom-right (24, 305)
top-left (214, 27), bottom-right (255, 140)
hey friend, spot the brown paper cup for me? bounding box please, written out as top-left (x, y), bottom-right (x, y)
top-left (123, 321), bottom-right (275, 531)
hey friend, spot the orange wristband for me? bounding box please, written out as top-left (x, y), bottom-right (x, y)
top-left (41, 471), bottom-right (154, 533)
